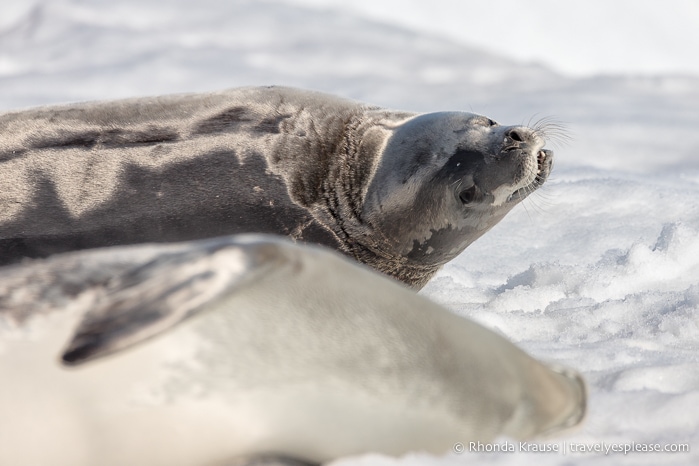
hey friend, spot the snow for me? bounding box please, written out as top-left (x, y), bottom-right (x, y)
top-left (277, 0), bottom-right (699, 78)
top-left (1, 0), bottom-right (698, 464)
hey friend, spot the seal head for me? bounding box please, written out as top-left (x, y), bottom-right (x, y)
top-left (353, 112), bottom-right (553, 287)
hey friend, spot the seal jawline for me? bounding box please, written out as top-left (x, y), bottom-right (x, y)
top-left (506, 149), bottom-right (551, 203)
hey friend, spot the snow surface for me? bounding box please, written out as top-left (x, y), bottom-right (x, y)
top-left (1, 0), bottom-right (698, 464)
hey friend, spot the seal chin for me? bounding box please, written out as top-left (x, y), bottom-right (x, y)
top-left (507, 148), bottom-right (553, 203)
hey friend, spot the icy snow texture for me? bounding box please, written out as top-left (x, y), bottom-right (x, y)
top-left (0, 1), bottom-right (698, 464)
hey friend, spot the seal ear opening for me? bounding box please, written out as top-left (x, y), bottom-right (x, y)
top-left (60, 239), bottom-right (287, 367)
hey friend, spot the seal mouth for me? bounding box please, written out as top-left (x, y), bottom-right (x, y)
top-left (533, 149), bottom-right (552, 188)
top-left (507, 148), bottom-right (553, 203)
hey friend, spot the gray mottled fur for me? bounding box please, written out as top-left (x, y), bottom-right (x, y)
top-left (0, 86), bottom-right (552, 288)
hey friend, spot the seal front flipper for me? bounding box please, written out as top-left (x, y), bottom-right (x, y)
top-left (60, 236), bottom-right (289, 366)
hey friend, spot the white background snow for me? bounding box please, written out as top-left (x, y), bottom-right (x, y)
top-left (1, 0), bottom-right (698, 464)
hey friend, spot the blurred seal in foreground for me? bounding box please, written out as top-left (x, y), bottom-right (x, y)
top-left (0, 235), bottom-right (584, 466)
top-left (0, 86), bottom-right (553, 288)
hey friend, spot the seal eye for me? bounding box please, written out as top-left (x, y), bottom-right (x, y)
top-left (459, 186), bottom-right (477, 205)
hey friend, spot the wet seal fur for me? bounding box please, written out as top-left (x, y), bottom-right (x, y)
top-left (0, 235), bottom-right (585, 466)
top-left (0, 87), bottom-right (553, 288)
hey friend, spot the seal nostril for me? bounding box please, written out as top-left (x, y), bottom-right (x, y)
top-left (507, 128), bottom-right (525, 142)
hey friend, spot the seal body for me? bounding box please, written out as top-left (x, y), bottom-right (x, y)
top-left (0, 236), bottom-right (585, 466)
top-left (0, 87), bottom-right (553, 288)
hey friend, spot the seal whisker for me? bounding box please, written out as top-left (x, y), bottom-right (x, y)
top-left (524, 178), bottom-right (557, 213)
top-left (530, 116), bottom-right (573, 149)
